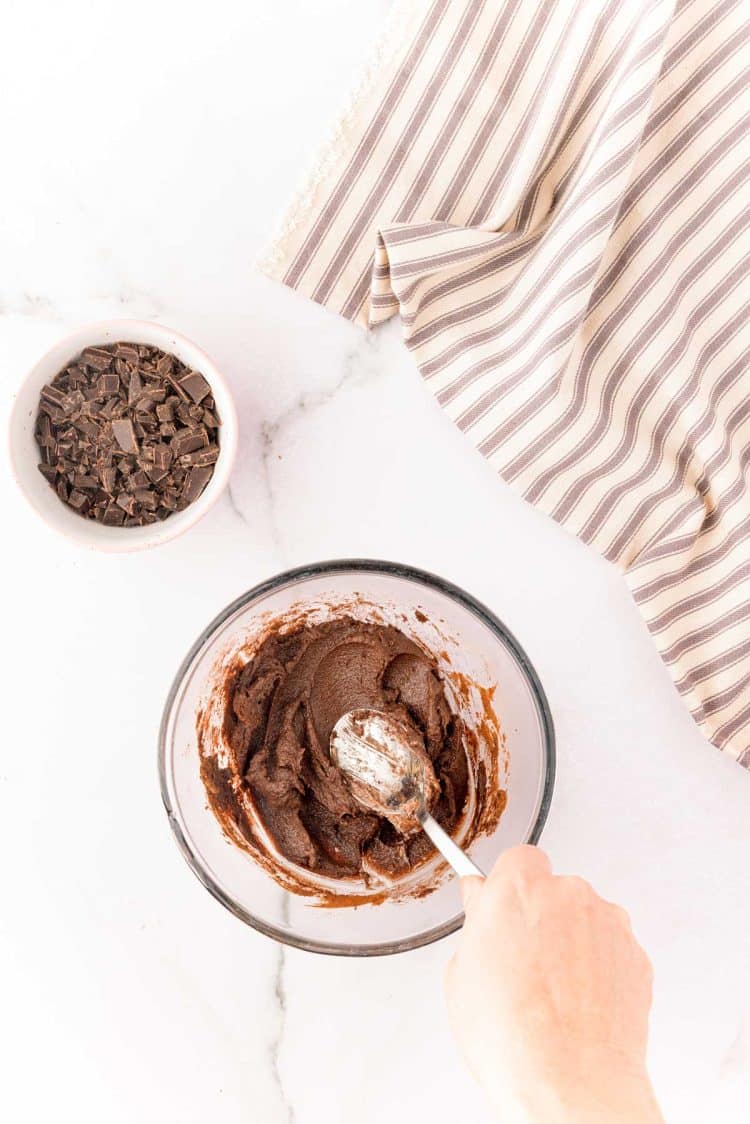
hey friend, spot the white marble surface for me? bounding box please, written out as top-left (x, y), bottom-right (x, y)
top-left (3, 2), bottom-right (750, 1122)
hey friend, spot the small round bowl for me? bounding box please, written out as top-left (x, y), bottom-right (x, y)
top-left (159, 560), bottom-right (555, 956)
top-left (8, 319), bottom-right (238, 552)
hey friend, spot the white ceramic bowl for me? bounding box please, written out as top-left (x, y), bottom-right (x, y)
top-left (8, 319), bottom-right (238, 552)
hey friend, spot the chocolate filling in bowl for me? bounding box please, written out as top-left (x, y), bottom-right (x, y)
top-left (198, 602), bottom-right (507, 901)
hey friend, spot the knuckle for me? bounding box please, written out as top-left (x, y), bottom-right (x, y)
top-left (495, 844), bottom-right (551, 884)
top-left (559, 874), bottom-right (593, 898)
top-left (609, 902), bottom-right (632, 928)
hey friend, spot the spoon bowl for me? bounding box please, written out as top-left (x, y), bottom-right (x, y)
top-left (331, 708), bottom-right (484, 878)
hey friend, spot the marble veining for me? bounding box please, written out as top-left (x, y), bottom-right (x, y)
top-left (270, 946), bottom-right (296, 1124)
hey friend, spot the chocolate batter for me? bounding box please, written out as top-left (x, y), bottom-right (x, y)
top-left (210, 617), bottom-right (469, 882)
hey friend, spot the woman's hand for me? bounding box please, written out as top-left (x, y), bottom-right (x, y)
top-left (445, 846), bottom-right (663, 1124)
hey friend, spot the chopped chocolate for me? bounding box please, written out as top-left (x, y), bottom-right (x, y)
top-left (165, 370), bottom-right (190, 401)
top-left (116, 492), bottom-right (137, 516)
top-left (182, 465), bottom-right (213, 503)
top-left (128, 369), bottom-right (143, 405)
top-left (74, 417), bottom-right (101, 439)
top-left (62, 390), bottom-right (85, 414)
top-left (180, 444), bottom-right (220, 468)
top-left (98, 372), bottom-right (120, 396)
top-left (145, 464), bottom-right (169, 484)
top-left (111, 418), bottom-right (139, 454)
top-left (151, 443), bottom-right (172, 470)
top-left (38, 463), bottom-right (57, 484)
top-left (172, 427), bottom-right (208, 457)
top-left (133, 488), bottom-right (158, 511)
top-left (180, 371), bottom-right (211, 404)
top-left (40, 384), bottom-right (66, 407)
top-left (82, 347), bottom-right (115, 370)
top-left (129, 469), bottom-right (150, 490)
top-left (68, 489), bottom-right (89, 512)
top-left (102, 504), bottom-right (126, 526)
top-left (100, 466), bottom-right (117, 494)
top-left (115, 343), bottom-right (140, 362)
top-left (72, 473), bottom-right (99, 490)
top-left (33, 341), bottom-right (221, 527)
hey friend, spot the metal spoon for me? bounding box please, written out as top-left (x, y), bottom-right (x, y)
top-left (330, 708), bottom-right (484, 879)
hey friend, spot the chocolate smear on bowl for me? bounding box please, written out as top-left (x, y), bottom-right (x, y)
top-left (33, 342), bottom-right (221, 526)
top-left (200, 616), bottom-right (501, 891)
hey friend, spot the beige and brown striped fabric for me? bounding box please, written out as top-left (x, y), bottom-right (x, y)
top-left (261, 0), bottom-right (750, 767)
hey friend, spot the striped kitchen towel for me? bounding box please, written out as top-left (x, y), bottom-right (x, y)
top-left (260, 0), bottom-right (750, 767)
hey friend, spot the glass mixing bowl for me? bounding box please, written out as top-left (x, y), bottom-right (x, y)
top-left (159, 560), bottom-right (555, 955)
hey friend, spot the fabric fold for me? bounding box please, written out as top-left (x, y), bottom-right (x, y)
top-left (260, 0), bottom-right (750, 767)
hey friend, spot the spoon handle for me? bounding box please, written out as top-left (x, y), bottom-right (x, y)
top-left (419, 810), bottom-right (485, 879)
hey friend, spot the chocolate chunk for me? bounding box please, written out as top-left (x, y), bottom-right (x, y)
top-left (140, 386), bottom-right (167, 405)
top-left (182, 465), bottom-right (213, 503)
top-left (180, 444), bottom-right (220, 468)
top-left (40, 384), bottom-right (66, 407)
top-left (102, 504), bottom-right (126, 526)
top-left (115, 343), bottom-right (140, 363)
top-left (72, 473), bottom-right (99, 490)
top-left (133, 488), bottom-right (158, 511)
top-left (100, 466), bottom-right (117, 493)
top-left (62, 390), bottom-right (85, 414)
top-left (116, 492), bottom-right (137, 515)
top-left (74, 417), bottom-right (101, 439)
top-left (98, 372), bottom-right (120, 396)
top-left (68, 489), bottom-right (89, 513)
top-left (153, 444), bottom-right (172, 470)
top-left (38, 463), bottom-right (57, 484)
top-left (128, 369), bottom-right (143, 406)
top-left (145, 464), bottom-right (169, 484)
top-left (172, 427), bottom-right (208, 457)
top-left (165, 371), bottom-right (190, 401)
top-left (129, 469), bottom-right (150, 490)
top-left (111, 418), bottom-right (139, 454)
top-left (82, 347), bottom-right (115, 371)
top-left (34, 341), bottom-right (220, 526)
top-left (37, 414), bottom-right (55, 447)
top-left (180, 372), bottom-right (211, 404)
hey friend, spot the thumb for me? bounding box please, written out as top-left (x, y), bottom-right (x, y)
top-left (460, 875), bottom-right (484, 913)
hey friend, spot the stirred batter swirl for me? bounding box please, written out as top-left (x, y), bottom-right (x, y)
top-left (210, 617), bottom-right (469, 881)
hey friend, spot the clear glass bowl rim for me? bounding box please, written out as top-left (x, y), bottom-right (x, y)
top-left (158, 558), bottom-right (556, 956)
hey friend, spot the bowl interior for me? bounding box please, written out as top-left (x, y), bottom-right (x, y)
top-left (8, 320), bottom-right (236, 552)
top-left (160, 564), bottom-right (554, 954)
